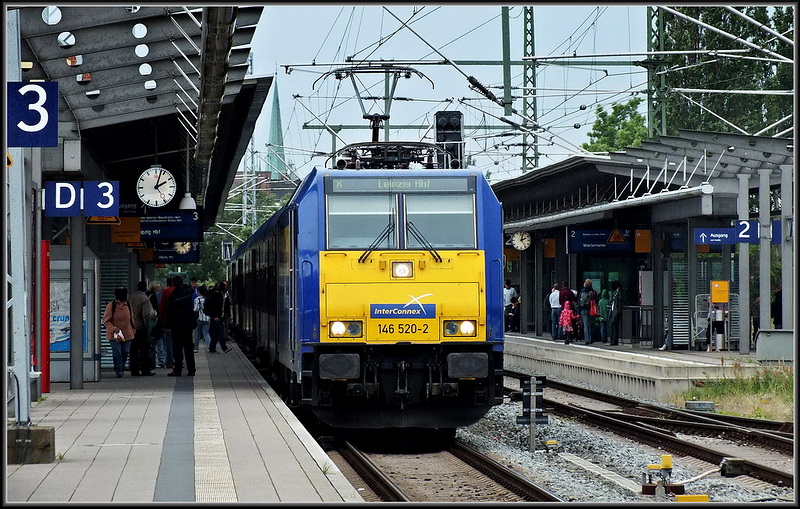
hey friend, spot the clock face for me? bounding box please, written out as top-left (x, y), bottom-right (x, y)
top-left (137, 166), bottom-right (177, 207)
top-left (174, 241), bottom-right (192, 254)
top-left (511, 231), bottom-right (532, 250)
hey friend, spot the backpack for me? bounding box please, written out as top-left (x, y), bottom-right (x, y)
top-left (111, 300), bottom-right (136, 330)
top-left (579, 289), bottom-right (593, 309)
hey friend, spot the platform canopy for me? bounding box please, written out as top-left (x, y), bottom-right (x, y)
top-left (15, 5), bottom-right (271, 229)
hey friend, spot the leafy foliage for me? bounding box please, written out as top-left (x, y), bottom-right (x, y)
top-left (581, 97), bottom-right (648, 153)
top-left (661, 6), bottom-right (794, 136)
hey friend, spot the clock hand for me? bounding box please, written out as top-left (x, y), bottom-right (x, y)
top-left (154, 169), bottom-right (163, 189)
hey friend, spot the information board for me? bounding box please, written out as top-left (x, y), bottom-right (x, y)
top-left (568, 228), bottom-right (632, 253)
top-left (140, 210), bottom-right (203, 242)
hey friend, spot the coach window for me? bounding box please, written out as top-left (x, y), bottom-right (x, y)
top-left (405, 194), bottom-right (475, 248)
top-left (327, 194), bottom-right (397, 249)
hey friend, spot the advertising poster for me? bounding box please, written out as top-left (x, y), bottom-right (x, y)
top-left (49, 279), bottom-right (88, 352)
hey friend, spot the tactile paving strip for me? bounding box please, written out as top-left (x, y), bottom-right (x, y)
top-left (194, 377), bottom-right (237, 502)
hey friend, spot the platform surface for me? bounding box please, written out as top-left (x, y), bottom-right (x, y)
top-left (6, 344), bottom-right (363, 503)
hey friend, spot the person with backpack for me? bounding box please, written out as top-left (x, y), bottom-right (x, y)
top-left (608, 280), bottom-right (624, 346)
top-left (577, 279), bottom-right (598, 345)
top-left (103, 287), bottom-right (136, 378)
top-left (598, 289), bottom-right (611, 344)
top-left (166, 276), bottom-right (197, 376)
top-left (205, 280), bottom-right (232, 354)
top-left (128, 280), bottom-right (156, 376)
top-left (193, 285), bottom-right (211, 353)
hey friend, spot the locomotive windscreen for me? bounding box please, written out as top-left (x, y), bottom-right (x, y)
top-left (325, 175), bottom-right (477, 250)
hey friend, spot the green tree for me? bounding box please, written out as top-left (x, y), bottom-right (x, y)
top-left (581, 97), bottom-right (648, 153)
top-left (661, 6), bottom-right (793, 136)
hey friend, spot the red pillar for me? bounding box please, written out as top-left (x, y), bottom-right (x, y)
top-left (41, 240), bottom-right (50, 393)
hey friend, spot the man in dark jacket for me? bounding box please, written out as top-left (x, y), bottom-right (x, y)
top-left (608, 280), bottom-right (623, 346)
top-left (206, 280), bottom-right (232, 354)
top-left (577, 279), bottom-right (598, 345)
top-left (128, 280), bottom-right (156, 376)
top-left (166, 276), bottom-right (197, 376)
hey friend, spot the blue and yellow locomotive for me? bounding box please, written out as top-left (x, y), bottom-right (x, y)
top-left (229, 141), bottom-right (504, 429)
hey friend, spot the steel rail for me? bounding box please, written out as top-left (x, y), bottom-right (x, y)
top-left (449, 441), bottom-right (564, 502)
top-left (338, 441), bottom-right (411, 502)
top-left (549, 400), bottom-right (793, 488)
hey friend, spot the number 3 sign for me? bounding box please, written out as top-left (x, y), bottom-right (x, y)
top-left (7, 81), bottom-right (58, 147)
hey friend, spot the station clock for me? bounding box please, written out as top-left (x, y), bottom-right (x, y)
top-left (137, 165), bottom-right (177, 207)
top-left (511, 231), bottom-right (532, 250)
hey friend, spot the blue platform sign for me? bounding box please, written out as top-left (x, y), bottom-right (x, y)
top-left (7, 82), bottom-right (59, 147)
top-left (568, 228), bottom-right (632, 253)
top-left (735, 219), bottom-right (781, 244)
top-left (44, 180), bottom-right (119, 217)
top-left (140, 211), bottom-right (203, 241)
top-left (693, 227), bottom-right (736, 244)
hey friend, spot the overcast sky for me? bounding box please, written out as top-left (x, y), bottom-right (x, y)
top-left (245, 4), bottom-right (648, 182)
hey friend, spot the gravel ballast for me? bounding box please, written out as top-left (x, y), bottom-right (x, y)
top-left (457, 397), bottom-right (795, 503)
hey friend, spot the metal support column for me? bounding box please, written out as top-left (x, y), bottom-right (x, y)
top-left (533, 231), bottom-right (544, 335)
top-left (69, 216), bottom-right (85, 389)
top-left (757, 169), bottom-right (772, 330)
top-left (7, 9), bottom-right (31, 424)
top-left (737, 173), bottom-right (751, 353)
top-left (779, 165), bottom-right (793, 329)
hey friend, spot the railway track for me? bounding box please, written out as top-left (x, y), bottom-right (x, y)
top-left (336, 440), bottom-right (564, 502)
top-left (503, 371), bottom-right (794, 488)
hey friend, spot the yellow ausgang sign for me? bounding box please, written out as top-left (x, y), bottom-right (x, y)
top-left (710, 280), bottom-right (729, 304)
top-left (86, 216), bottom-right (121, 225)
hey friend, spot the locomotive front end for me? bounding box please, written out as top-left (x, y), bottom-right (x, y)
top-left (305, 171), bottom-right (504, 428)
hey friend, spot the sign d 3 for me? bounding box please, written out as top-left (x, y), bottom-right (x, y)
top-left (44, 181), bottom-right (119, 217)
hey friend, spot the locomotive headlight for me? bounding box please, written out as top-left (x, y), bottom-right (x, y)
top-left (329, 321), bottom-right (363, 338)
top-left (347, 321), bottom-right (362, 337)
top-left (443, 320), bottom-right (477, 337)
top-left (392, 261), bottom-right (413, 278)
top-left (331, 321), bottom-right (347, 336)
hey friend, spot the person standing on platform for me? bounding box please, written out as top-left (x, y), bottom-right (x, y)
top-left (608, 280), bottom-right (623, 346)
top-left (752, 295), bottom-right (761, 347)
top-left (559, 281), bottom-right (576, 314)
top-left (103, 287), bottom-right (136, 378)
top-left (598, 289), bottom-right (610, 344)
top-left (128, 281), bottom-right (156, 376)
top-left (206, 280), bottom-right (232, 354)
top-left (548, 283), bottom-right (562, 341)
top-left (157, 277), bottom-right (176, 369)
top-left (190, 277), bottom-right (199, 300)
top-left (577, 279), bottom-right (598, 345)
top-left (194, 285), bottom-right (211, 353)
top-left (559, 300), bottom-right (579, 345)
top-left (503, 279), bottom-right (518, 331)
top-left (146, 281), bottom-right (162, 367)
top-left (166, 276), bottom-right (197, 377)
top-left (771, 283), bottom-right (783, 329)
top-left (506, 296), bottom-right (521, 332)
